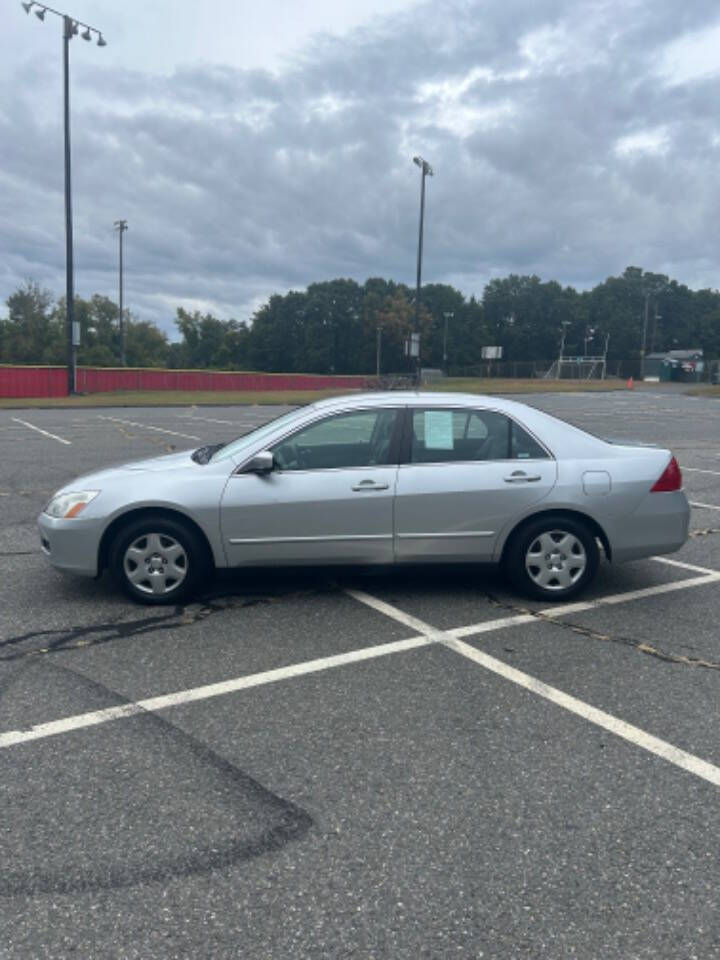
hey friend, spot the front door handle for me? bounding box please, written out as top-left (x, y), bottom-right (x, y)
top-left (503, 472), bottom-right (542, 483)
top-left (352, 479), bottom-right (390, 491)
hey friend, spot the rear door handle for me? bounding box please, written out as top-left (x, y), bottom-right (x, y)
top-left (352, 480), bottom-right (390, 491)
top-left (503, 472), bottom-right (542, 483)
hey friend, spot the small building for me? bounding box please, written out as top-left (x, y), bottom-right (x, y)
top-left (643, 349), bottom-right (704, 382)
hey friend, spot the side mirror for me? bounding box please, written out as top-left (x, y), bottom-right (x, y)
top-left (240, 450), bottom-right (274, 475)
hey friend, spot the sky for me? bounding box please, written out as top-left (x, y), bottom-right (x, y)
top-left (2, 0), bottom-right (720, 337)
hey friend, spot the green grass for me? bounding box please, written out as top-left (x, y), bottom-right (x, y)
top-left (685, 385), bottom-right (720, 397)
top-left (0, 389), bottom-right (358, 408)
top-left (424, 377), bottom-right (640, 394)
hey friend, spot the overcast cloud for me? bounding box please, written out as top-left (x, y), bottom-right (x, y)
top-left (2, 0), bottom-right (720, 336)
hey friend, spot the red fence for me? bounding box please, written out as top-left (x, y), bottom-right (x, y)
top-left (0, 365), bottom-right (372, 399)
top-left (0, 366), bottom-right (69, 398)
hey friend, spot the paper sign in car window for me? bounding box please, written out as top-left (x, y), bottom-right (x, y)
top-left (424, 411), bottom-right (454, 449)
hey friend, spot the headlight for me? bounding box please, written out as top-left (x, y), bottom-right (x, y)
top-left (44, 490), bottom-right (100, 519)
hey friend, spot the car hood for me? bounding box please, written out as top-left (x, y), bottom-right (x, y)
top-left (61, 450), bottom-right (198, 489)
top-left (123, 450), bottom-right (197, 471)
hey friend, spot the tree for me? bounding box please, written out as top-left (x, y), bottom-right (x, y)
top-left (0, 282), bottom-right (63, 363)
top-left (125, 321), bottom-right (170, 367)
top-left (174, 308), bottom-right (249, 369)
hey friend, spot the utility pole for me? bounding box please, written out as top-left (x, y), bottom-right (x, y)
top-left (650, 301), bottom-right (661, 354)
top-left (114, 219), bottom-right (128, 365)
top-left (412, 156), bottom-right (433, 385)
top-left (443, 311), bottom-right (453, 369)
top-left (559, 321), bottom-right (570, 361)
top-left (375, 324), bottom-right (382, 378)
top-left (640, 291), bottom-right (649, 380)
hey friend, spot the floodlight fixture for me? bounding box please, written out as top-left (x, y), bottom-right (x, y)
top-left (413, 155), bottom-right (433, 176)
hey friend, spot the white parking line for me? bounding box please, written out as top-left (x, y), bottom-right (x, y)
top-left (653, 556), bottom-right (720, 575)
top-left (348, 561), bottom-right (720, 639)
top-left (682, 466), bottom-right (720, 476)
top-left (691, 501), bottom-right (720, 512)
top-left (444, 636), bottom-right (720, 787)
top-left (97, 416), bottom-right (201, 442)
top-left (10, 418), bottom-right (71, 445)
top-left (0, 635), bottom-right (431, 749)
top-left (348, 590), bottom-right (720, 788)
top-left (179, 414), bottom-right (260, 426)
top-left (3, 558), bottom-right (718, 763)
top-left (533, 573), bottom-right (719, 619)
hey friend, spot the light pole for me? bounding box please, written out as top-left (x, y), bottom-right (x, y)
top-left (442, 311), bottom-right (453, 369)
top-left (114, 220), bottom-right (128, 365)
top-left (640, 291), bottom-right (650, 380)
top-left (21, 2), bottom-right (107, 394)
top-left (412, 155), bottom-right (433, 384)
top-left (650, 303), bottom-right (661, 355)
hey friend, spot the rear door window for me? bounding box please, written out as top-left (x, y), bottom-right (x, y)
top-left (410, 409), bottom-right (510, 462)
top-left (409, 409), bottom-right (550, 462)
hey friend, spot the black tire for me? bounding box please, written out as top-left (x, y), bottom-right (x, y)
top-left (504, 514), bottom-right (599, 602)
top-left (110, 514), bottom-right (210, 605)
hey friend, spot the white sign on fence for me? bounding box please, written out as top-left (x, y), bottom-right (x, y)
top-left (481, 346), bottom-right (503, 359)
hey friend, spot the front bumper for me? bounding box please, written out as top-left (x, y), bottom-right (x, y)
top-left (37, 512), bottom-right (103, 578)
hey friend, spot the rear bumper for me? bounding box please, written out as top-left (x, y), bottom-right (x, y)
top-left (37, 512), bottom-right (101, 577)
top-left (606, 490), bottom-right (690, 563)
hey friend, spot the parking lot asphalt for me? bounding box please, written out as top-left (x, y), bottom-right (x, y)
top-left (1, 391), bottom-right (720, 959)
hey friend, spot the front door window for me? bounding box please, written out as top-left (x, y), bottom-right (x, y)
top-left (272, 408), bottom-right (399, 471)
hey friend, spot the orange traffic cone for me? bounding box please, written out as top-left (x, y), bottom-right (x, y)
top-left (627, 376), bottom-right (634, 389)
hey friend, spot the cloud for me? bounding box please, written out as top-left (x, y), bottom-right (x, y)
top-left (3, 0), bottom-right (720, 337)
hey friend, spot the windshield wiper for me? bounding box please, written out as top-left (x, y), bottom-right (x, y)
top-left (191, 442), bottom-right (226, 464)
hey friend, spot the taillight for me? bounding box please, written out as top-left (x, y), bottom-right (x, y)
top-left (651, 456), bottom-right (682, 492)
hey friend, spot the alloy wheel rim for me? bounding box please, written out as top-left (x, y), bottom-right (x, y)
top-left (123, 532), bottom-right (188, 595)
top-left (525, 530), bottom-right (587, 591)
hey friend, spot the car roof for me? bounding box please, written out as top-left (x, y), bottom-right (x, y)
top-left (310, 391), bottom-right (530, 413)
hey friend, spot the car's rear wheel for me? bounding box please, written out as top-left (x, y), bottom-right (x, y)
top-left (504, 515), bottom-right (599, 601)
top-left (110, 515), bottom-right (207, 605)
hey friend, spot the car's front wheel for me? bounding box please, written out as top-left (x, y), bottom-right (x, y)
top-left (504, 515), bottom-right (599, 601)
top-left (110, 515), bottom-right (207, 605)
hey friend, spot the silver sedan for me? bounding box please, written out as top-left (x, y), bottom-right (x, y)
top-left (38, 392), bottom-right (690, 604)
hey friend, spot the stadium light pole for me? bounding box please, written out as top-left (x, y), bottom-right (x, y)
top-left (413, 155), bottom-right (433, 385)
top-left (20, 2), bottom-right (107, 394)
top-left (114, 220), bottom-right (128, 365)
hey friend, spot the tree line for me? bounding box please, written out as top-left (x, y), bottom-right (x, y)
top-left (3, 267), bottom-right (720, 377)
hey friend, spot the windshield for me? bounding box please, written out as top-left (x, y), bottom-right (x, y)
top-left (209, 407), bottom-right (309, 462)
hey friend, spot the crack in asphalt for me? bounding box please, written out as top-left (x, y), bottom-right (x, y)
top-left (689, 527), bottom-right (720, 539)
top-left (483, 592), bottom-right (720, 672)
top-left (0, 594), bottom-right (273, 662)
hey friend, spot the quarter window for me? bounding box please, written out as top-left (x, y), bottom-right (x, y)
top-left (511, 421), bottom-right (549, 459)
top-left (271, 408), bottom-right (399, 471)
